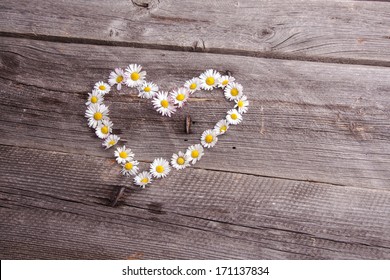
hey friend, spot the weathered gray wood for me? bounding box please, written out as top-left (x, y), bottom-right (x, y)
top-left (1, 145), bottom-right (390, 259)
top-left (1, 0), bottom-right (390, 65)
top-left (0, 37), bottom-right (389, 190)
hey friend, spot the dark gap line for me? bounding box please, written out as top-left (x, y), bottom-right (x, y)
top-left (1, 32), bottom-right (390, 68)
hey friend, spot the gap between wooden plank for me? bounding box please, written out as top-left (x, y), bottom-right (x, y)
top-left (2, 0), bottom-right (390, 67)
top-left (1, 32), bottom-right (390, 68)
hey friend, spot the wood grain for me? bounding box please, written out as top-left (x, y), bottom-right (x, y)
top-left (1, 145), bottom-right (390, 259)
top-left (1, 0), bottom-right (390, 259)
top-left (1, 0), bottom-right (390, 65)
top-left (0, 37), bottom-right (389, 190)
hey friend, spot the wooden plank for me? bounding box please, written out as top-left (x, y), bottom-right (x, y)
top-left (1, 145), bottom-right (390, 259)
top-left (1, 0), bottom-right (390, 64)
top-left (0, 37), bottom-right (389, 189)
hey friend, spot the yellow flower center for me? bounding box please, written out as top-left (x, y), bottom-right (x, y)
top-left (91, 96), bottom-right (98, 103)
top-left (109, 140), bottom-right (116, 146)
top-left (191, 150), bottom-right (199, 158)
top-left (119, 151), bottom-right (128, 159)
top-left (94, 112), bottom-right (103, 120)
top-left (131, 72), bottom-right (140, 81)
top-left (116, 75), bottom-right (123, 83)
top-left (231, 113), bottom-right (238, 120)
top-left (99, 85), bottom-right (106, 90)
top-left (222, 80), bottom-right (229, 85)
top-left (144, 86), bottom-right (151, 92)
top-left (206, 77), bottom-right (215, 86)
top-left (220, 125), bottom-right (227, 132)
top-left (231, 88), bottom-right (239, 96)
top-left (177, 157), bottom-right (185, 165)
top-left (205, 134), bottom-right (213, 143)
top-left (101, 126), bottom-right (109, 134)
top-left (237, 100), bottom-right (244, 107)
top-left (141, 178), bottom-right (149, 184)
top-left (156, 165), bottom-right (164, 173)
top-left (190, 83), bottom-right (197, 90)
top-left (124, 162), bottom-right (133, 170)
top-left (161, 99), bottom-right (169, 108)
top-left (176, 93), bottom-right (185, 101)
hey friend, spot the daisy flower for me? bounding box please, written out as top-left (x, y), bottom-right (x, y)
top-left (85, 103), bottom-right (109, 128)
top-left (85, 90), bottom-right (104, 106)
top-left (226, 109), bottom-right (243, 125)
top-left (201, 129), bottom-right (218, 148)
top-left (224, 82), bottom-right (243, 101)
top-left (150, 158), bottom-right (171, 178)
top-left (218, 75), bottom-right (235, 88)
top-left (171, 87), bottom-right (190, 107)
top-left (114, 145), bottom-right (135, 164)
top-left (184, 77), bottom-right (201, 93)
top-left (94, 81), bottom-right (111, 95)
top-left (103, 134), bottom-right (120, 149)
top-left (138, 81), bottom-right (159, 99)
top-left (214, 119), bottom-right (229, 135)
top-left (134, 171), bottom-right (152, 188)
top-left (124, 64), bottom-right (146, 87)
top-left (108, 68), bottom-right (125, 90)
top-left (235, 95), bottom-right (249, 114)
top-left (171, 151), bottom-right (190, 170)
top-left (199, 69), bottom-right (221, 90)
top-left (152, 91), bottom-right (176, 117)
top-left (121, 160), bottom-right (140, 177)
top-left (186, 144), bottom-right (204, 164)
top-left (95, 119), bottom-right (113, 139)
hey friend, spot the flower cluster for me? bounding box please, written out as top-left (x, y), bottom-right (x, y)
top-left (85, 65), bottom-right (249, 188)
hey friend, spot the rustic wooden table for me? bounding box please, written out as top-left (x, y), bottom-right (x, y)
top-left (1, 0), bottom-right (390, 259)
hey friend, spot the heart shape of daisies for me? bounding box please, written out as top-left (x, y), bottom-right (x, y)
top-left (85, 64), bottom-right (249, 187)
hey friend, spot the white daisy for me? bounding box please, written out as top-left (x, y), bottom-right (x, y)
top-left (85, 103), bottom-right (109, 128)
top-left (108, 68), bottom-right (125, 90)
top-left (150, 158), bottom-right (171, 178)
top-left (224, 82), bottom-right (243, 101)
top-left (201, 129), bottom-right (218, 148)
top-left (186, 144), bottom-right (204, 164)
top-left (171, 87), bottom-right (190, 107)
top-left (226, 109), bottom-right (243, 125)
top-left (214, 119), bottom-right (229, 135)
top-left (94, 81), bottom-right (111, 95)
top-left (138, 81), bottom-right (159, 99)
top-left (152, 91), bottom-right (176, 117)
top-left (114, 145), bottom-right (135, 164)
top-left (121, 160), bottom-right (139, 177)
top-left (199, 69), bottom-right (221, 90)
top-left (235, 95), bottom-right (249, 114)
top-left (95, 119), bottom-right (113, 139)
top-left (86, 90), bottom-right (104, 106)
top-left (124, 64), bottom-right (146, 87)
top-left (103, 134), bottom-right (120, 149)
top-left (184, 77), bottom-right (201, 93)
top-left (218, 75), bottom-right (235, 88)
top-left (134, 171), bottom-right (152, 188)
top-left (171, 151), bottom-right (190, 170)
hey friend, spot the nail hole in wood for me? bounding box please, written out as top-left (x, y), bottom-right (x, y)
top-left (185, 115), bottom-right (191, 134)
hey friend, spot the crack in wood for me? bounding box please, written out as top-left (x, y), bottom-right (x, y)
top-left (131, 0), bottom-right (160, 10)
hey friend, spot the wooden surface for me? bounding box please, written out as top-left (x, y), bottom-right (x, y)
top-left (0, 0), bottom-right (390, 259)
